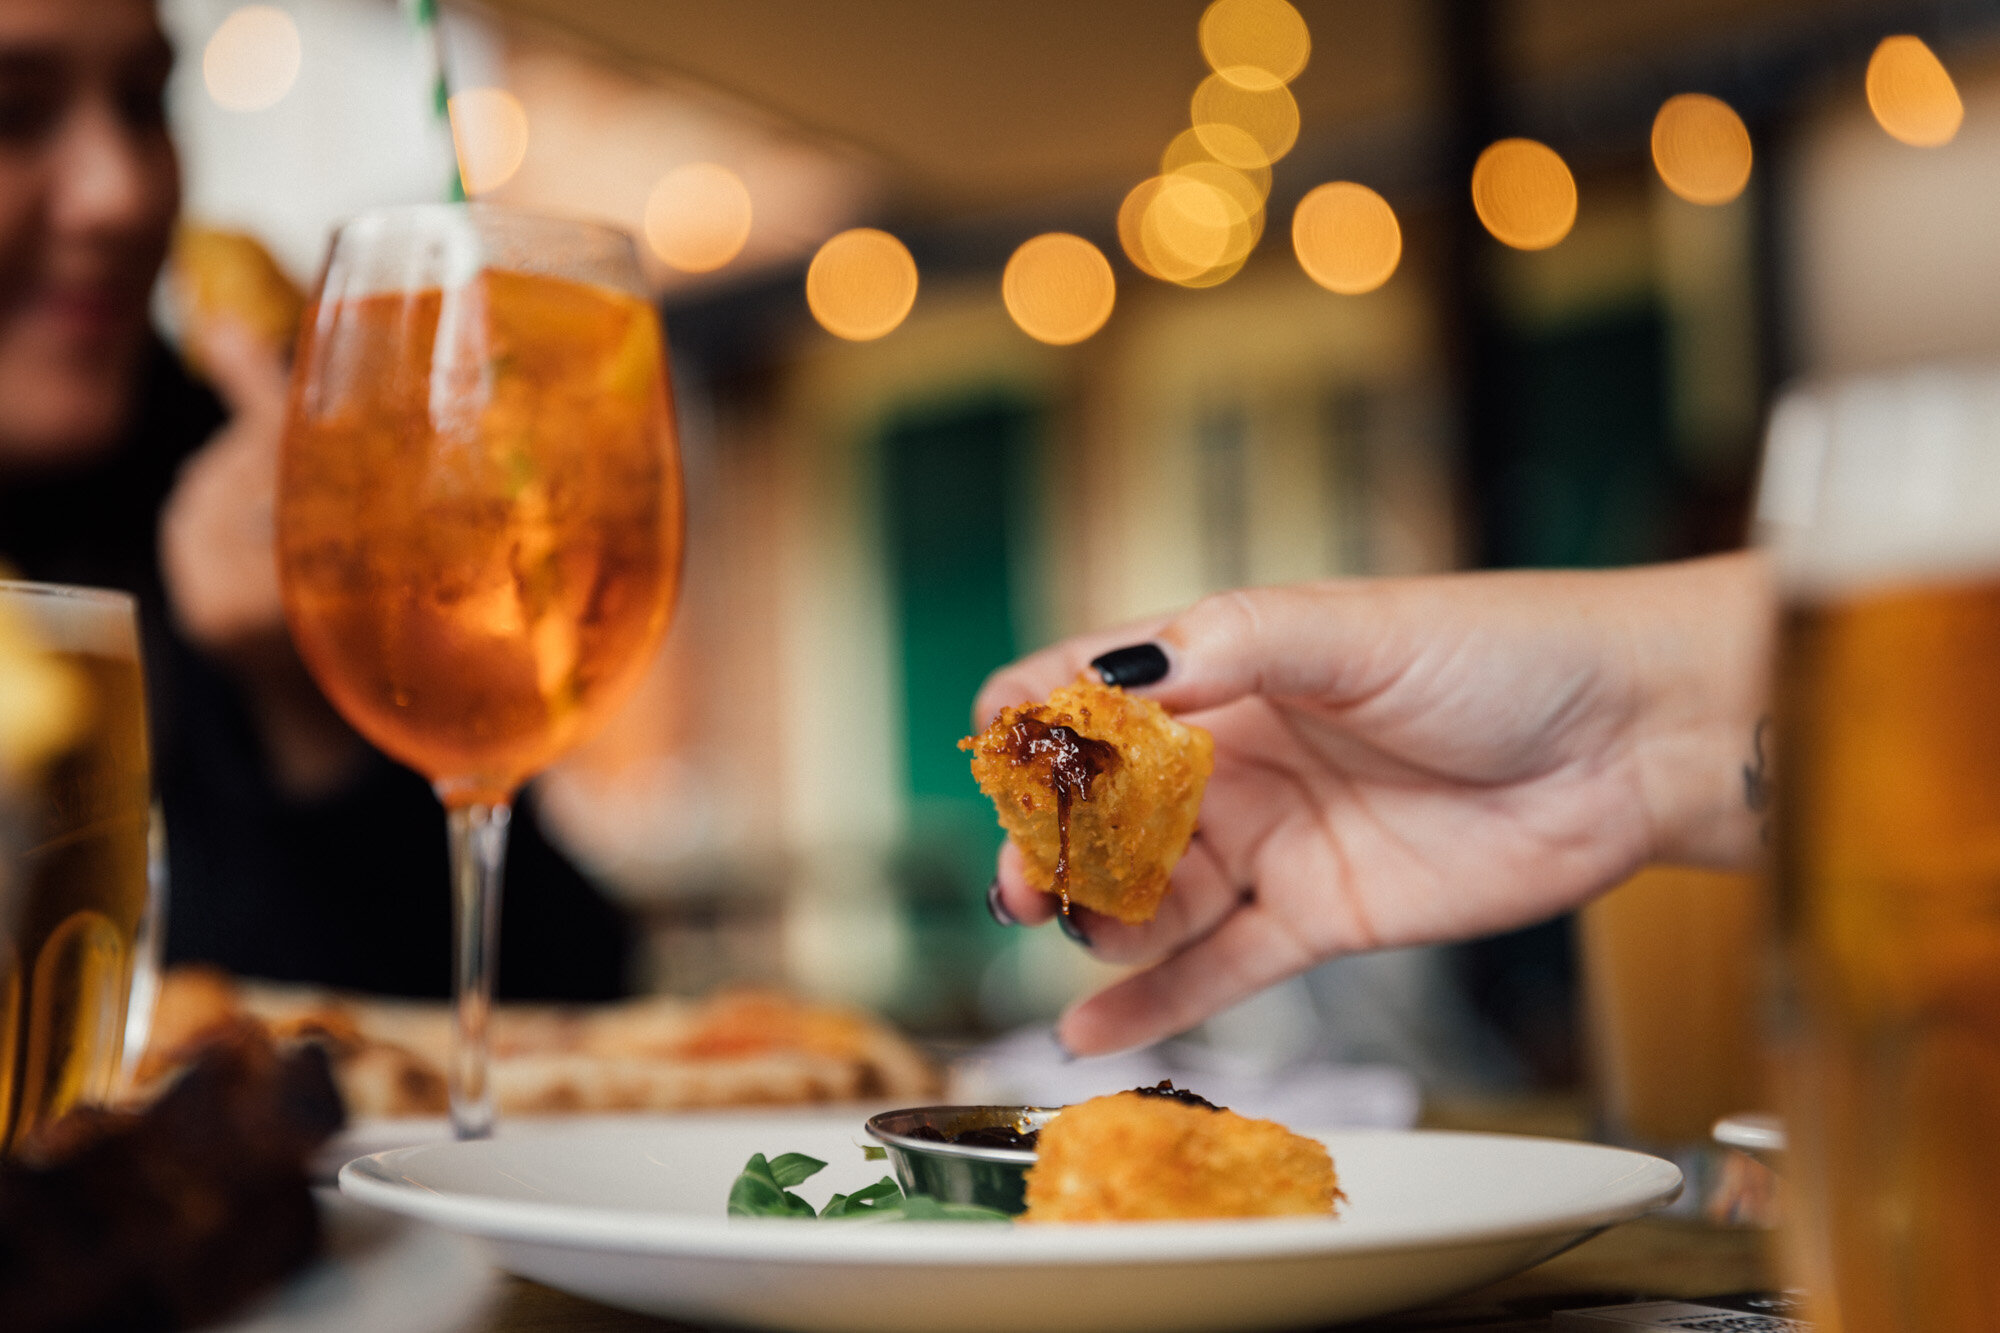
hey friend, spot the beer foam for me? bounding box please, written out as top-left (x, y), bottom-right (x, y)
top-left (1755, 364), bottom-right (2000, 597)
top-left (0, 583), bottom-right (139, 658)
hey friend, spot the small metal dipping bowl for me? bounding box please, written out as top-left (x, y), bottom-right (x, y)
top-left (864, 1105), bottom-right (1061, 1216)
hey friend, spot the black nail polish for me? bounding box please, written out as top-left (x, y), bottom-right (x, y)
top-left (1057, 910), bottom-right (1092, 947)
top-left (986, 879), bottom-right (1018, 927)
top-left (1092, 642), bottom-right (1169, 688)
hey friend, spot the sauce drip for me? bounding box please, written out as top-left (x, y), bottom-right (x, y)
top-left (1132, 1079), bottom-right (1223, 1111)
top-left (998, 716), bottom-right (1119, 921)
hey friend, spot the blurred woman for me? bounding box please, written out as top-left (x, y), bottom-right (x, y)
top-left (0, 0), bottom-right (632, 999)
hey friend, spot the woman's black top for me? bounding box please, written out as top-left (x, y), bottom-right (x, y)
top-left (0, 342), bottom-right (633, 1000)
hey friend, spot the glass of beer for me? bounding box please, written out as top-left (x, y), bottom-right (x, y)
top-left (1759, 368), bottom-right (2000, 1328)
top-left (277, 205), bottom-right (682, 1138)
top-left (0, 582), bottom-right (153, 1152)
top-left (1580, 864), bottom-right (1770, 1146)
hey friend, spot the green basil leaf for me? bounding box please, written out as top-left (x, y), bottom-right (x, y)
top-left (728, 1155), bottom-right (822, 1217)
top-left (820, 1177), bottom-right (903, 1218)
top-left (768, 1153), bottom-right (828, 1188)
top-left (726, 1174), bottom-right (785, 1217)
top-left (727, 1150), bottom-right (1010, 1222)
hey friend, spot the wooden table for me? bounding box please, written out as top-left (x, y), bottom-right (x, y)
top-left (480, 1199), bottom-right (1774, 1331)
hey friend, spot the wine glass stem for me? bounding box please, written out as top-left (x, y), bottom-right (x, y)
top-left (446, 799), bottom-right (510, 1140)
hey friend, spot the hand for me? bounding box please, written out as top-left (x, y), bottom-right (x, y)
top-left (159, 318), bottom-right (287, 652)
top-left (159, 320), bottom-right (364, 798)
top-left (978, 553), bottom-right (1773, 1056)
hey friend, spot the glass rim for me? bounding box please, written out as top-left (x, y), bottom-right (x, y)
top-left (0, 578), bottom-right (137, 610)
top-left (332, 201), bottom-right (638, 250)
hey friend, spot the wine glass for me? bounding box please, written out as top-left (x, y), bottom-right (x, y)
top-left (276, 205), bottom-right (683, 1138)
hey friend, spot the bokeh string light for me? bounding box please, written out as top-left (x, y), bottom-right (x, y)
top-left (806, 229), bottom-right (918, 341)
top-left (446, 88), bottom-right (529, 196)
top-left (645, 163), bottom-right (754, 273)
top-left (1292, 182), bottom-right (1401, 294)
top-left (203, 4), bottom-right (301, 113)
top-left (1120, 170), bottom-right (1262, 288)
top-left (1650, 93), bottom-right (1753, 205)
top-left (1471, 137), bottom-right (1577, 251)
top-left (1002, 234), bottom-right (1116, 345)
top-left (1161, 126), bottom-right (1271, 201)
top-left (1191, 72), bottom-right (1300, 168)
top-left (1867, 35), bottom-right (1963, 147)
top-left (1198, 0), bottom-right (1311, 92)
top-left (1118, 177), bottom-right (1174, 281)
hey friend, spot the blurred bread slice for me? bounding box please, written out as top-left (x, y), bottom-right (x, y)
top-left (170, 225), bottom-right (305, 368)
top-left (137, 967), bottom-right (939, 1118)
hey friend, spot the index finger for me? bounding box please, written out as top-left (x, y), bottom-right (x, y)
top-left (971, 613), bottom-right (1175, 728)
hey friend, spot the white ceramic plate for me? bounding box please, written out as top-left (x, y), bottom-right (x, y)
top-left (208, 1191), bottom-right (495, 1333)
top-left (339, 1112), bottom-right (1679, 1333)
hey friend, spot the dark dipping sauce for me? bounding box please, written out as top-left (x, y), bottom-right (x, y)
top-left (905, 1123), bottom-right (1041, 1151)
top-left (997, 716), bottom-right (1120, 920)
top-left (912, 1083), bottom-right (1223, 1153)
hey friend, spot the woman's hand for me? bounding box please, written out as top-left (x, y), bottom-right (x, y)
top-left (978, 553), bottom-right (1773, 1056)
top-left (159, 321), bottom-right (364, 798)
top-left (158, 319), bottom-right (286, 651)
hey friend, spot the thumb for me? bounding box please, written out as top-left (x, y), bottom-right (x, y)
top-left (191, 316), bottom-right (290, 430)
top-left (1098, 582), bottom-right (1416, 714)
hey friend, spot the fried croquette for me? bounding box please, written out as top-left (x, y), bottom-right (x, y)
top-left (1020, 1089), bottom-right (1340, 1222)
top-left (961, 675), bottom-right (1212, 924)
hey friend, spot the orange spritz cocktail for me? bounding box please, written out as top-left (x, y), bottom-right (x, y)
top-left (275, 206), bottom-right (682, 1139)
top-left (280, 269), bottom-right (681, 807)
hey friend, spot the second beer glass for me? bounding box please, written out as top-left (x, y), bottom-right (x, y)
top-left (1760, 369), bottom-right (2000, 1328)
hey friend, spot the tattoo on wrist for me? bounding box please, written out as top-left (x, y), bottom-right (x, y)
top-left (1743, 716), bottom-right (1771, 832)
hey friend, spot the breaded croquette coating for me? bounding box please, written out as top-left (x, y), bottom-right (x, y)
top-left (1021, 1090), bottom-right (1340, 1222)
top-left (961, 675), bottom-right (1212, 924)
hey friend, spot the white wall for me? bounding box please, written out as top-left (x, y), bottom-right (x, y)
top-left (163, 0), bottom-right (489, 285)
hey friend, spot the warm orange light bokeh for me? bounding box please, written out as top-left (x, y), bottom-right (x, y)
top-left (1471, 137), bottom-right (1577, 251)
top-left (645, 163), bottom-right (754, 273)
top-left (806, 228), bottom-right (918, 340)
top-left (203, 4), bottom-right (301, 113)
top-left (448, 88), bottom-right (530, 196)
top-left (1198, 0), bottom-right (1311, 92)
top-left (1162, 126), bottom-right (1271, 202)
top-left (1292, 182), bottom-right (1401, 294)
top-left (1867, 35), bottom-right (1963, 147)
top-left (1118, 177), bottom-right (1172, 281)
top-left (1191, 73), bottom-right (1300, 168)
top-left (1651, 93), bottom-right (1753, 206)
top-left (1002, 233), bottom-right (1116, 345)
top-left (1120, 169), bottom-right (1261, 288)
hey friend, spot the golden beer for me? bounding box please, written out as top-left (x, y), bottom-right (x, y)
top-left (0, 585), bottom-right (151, 1151)
top-left (1580, 865), bottom-right (1770, 1146)
top-left (1775, 579), bottom-right (2000, 1329)
top-left (278, 268), bottom-right (681, 807)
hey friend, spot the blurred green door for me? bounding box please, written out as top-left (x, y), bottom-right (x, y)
top-left (877, 391), bottom-right (1041, 1028)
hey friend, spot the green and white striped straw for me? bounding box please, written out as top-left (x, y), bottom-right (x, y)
top-left (403, 0), bottom-right (467, 201)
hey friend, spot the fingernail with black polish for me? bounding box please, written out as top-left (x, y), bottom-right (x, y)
top-left (986, 879), bottom-right (1018, 927)
top-left (1057, 911), bottom-right (1092, 948)
top-left (1091, 642), bottom-right (1169, 688)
